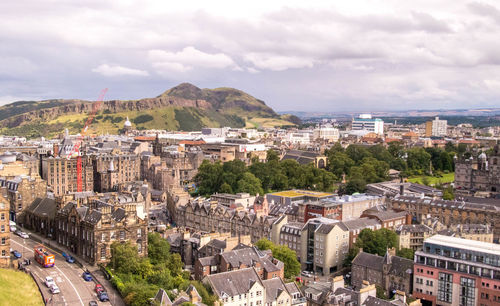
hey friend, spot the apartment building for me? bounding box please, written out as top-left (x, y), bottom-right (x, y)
top-left (413, 235), bottom-right (500, 306)
top-left (300, 218), bottom-right (349, 275)
top-left (0, 174), bottom-right (46, 220)
top-left (41, 156), bottom-right (94, 196)
top-left (210, 193), bottom-right (256, 208)
top-left (92, 154), bottom-right (140, 192)
top-left (0, 199), bottom-right (10, 268)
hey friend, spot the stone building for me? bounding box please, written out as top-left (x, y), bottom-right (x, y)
top-left (351, 250), bottom-right (414, 296)
top-left (0, 174), bottom-right (47, 220)
top-left (395, 224), bottom-right (434, 251)
top-left (454, 145), bottom-right (500, 193)
top-left (55, 194), bottom-right (148, 264)
top-left (41, 156), bottom-right (94, 196)
top-left (93, 154), bottom-right (141, 192)
top-left (176, 199), bottom-right (277, 243)
top-left (195, 246), bottom-right (284, 281)
top-left (389, 195), bottom-right (500, 243)
top-left (0, 199), bottom-right (10, 268)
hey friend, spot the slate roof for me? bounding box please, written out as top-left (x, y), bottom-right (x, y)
top-left (388, 256), bottom-right (414, 277)
top-left (281, 150), bottom-right (321, 165)
top-left (352, 252), bottom-right (384, 272)
top-left (111, 207), bottom-right (126, 222)
top-left (153, 288), bottom-right (172, 306)
top-left (27, 198), bottom-right (57, 218)
top-left (198, 256), bottom-right (218, 267)
top-left (206, 267), bottom-right (262, 298)
top-left (341, 218), bottom-right (381, 231)
top-left (262, 278), bottom-right (288, 304)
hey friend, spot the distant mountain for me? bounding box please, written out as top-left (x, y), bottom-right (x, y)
top-left (0, 83), bottom-right (296, 138)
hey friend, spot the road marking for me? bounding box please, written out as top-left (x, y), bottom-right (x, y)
top-left (11, 238), bottom-right (84, 306)
top-left (55, 265), bottom-right (84, 306)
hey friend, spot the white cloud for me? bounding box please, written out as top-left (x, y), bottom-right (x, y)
top-left (244, 53), bottom-right (314, 71)
top-left (149, 47), bottom-right (238, 73)
top-left (92, 64), bottom-right (149, 77)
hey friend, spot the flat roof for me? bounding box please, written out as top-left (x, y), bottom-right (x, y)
top-left (425, 235), bottom-right (500, 255)
top-left (268, 190), bottom-right (334, 198)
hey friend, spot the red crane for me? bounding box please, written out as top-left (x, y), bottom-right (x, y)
top-left (68, 88), bottom-right (108, 192)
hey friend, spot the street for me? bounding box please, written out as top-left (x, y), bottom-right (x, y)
top-left (10, 233), bottom-right (110, 306)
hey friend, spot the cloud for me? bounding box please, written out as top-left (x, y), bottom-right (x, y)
top-left (92, 64), bottom-right (149, 77)
top-left (1, 1), bottom-right (500, 111)
top-left (149, 47), bottom-right (238, 73)
top-left (244, 53), bottom-right (315, 71)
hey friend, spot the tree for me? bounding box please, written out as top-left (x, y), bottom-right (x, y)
top-left (255, 239), bottom-right (300, 279)
top-left (110, 241), bottom-right (140, 274)
top-left (266, 149), bottom-right (280, 163)
top-left (166, 253), bottom-right (183, 277)
top-left (355, 228), bottom-right (398, 256)
top-left (397, 248), bottom-right (415, 260)
top-left (442, 186), bottom-right (455, 200)
top-left (343, 247), bottom-right (360, 267)
top-left (219, 182), bottom-right (233, 194)
top-left (194, 160), bottom-right (223, 196)
top-left (237, 172), bottom-right (264, 195)
top-left (148, 232), bottom-right (171, 265)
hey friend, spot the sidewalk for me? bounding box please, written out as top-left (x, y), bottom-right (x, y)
top-left (20, 227), bottom-right (125, 306)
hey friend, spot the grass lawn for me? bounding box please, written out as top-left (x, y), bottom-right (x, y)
top-left (0, 268), bottom-right (44, 306)
top-left (408, 172), bottom-right (455, 185)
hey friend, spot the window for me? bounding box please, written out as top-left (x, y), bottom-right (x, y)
top-left (438, 273), bottom-right (453, 303)
top-left (1, 237), bottom-right (5, 245)
top-left (460, 277), bottom-right (476, 306)
top-left (100, 247), bottom-right (106, 259)
top-left (0, 213), bottom-right (4, 220)
top-left (1, 250), bottom-right (5, 256)
top-left (120, 231), bottom-right (125, 240)
top-left (0, 225), bottom-right (4, 232)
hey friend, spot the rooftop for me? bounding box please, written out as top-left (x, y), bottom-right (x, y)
top-left (424, 235), bottom-right (500, 256)
top-left (268, 190), bottom-right (334, 198)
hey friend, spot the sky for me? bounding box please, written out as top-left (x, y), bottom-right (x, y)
top-left (1, 0), bottom-right (500, 112)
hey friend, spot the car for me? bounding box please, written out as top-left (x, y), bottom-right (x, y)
top-left (82, 271), bottom-right (92, 281)
top-left (95, 284), bottom-right (104, 294)
top-left (89, 301), bottom-right (98, 306)
top-left (50, 284), bottom-right (60, 294)
top-left (45, 276), bottom-right (56, 288)
top-left (301, 271), bottom-right (313, 277)
top-left (19, 232), bottom-right (29, 239)
top-left (98, 291), bottom-right (109, 302)
top-left (10, 226), bottom-right (16, 232)
top-left (11, 250), bottom-right (22, 258)
top-left (62, 252), bottom-right (75, 263)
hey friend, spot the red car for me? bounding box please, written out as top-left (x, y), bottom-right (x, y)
top-left (95, 284), bottom-right (105, 294)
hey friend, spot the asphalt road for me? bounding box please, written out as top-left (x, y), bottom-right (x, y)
top-left (10, 233), bottom-right (110, 306)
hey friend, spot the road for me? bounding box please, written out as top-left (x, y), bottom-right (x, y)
top-left (10, 233), bottom-right (109, 306)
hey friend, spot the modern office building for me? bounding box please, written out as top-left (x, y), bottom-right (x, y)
top-left (413, 235), bottom-right (500, 306)
top-left (351, 114), bottom-right (384, 135)
top-left (425, 117), bottom-right (447, 137)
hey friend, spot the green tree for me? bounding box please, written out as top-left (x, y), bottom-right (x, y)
top-left (148, 232), bottom-right (171, 265)
top-left (396, 248), bottom-right (415, 260)
top-left (110, 241), bottom-right (140, 274)
top-left (355, 228), bottom-right (398, 256)
top-left (327, 152), bottom-right (355, 178)
top-left (266, 149), bottom-right (280, 162)
top-left (346, 145), bottom-right (373, 163)
top-left (194, 160), bottom-right (224, 196)
top-left (219, 182), bottom-right (233, 194)
top-left (166, 253), bottom-right (183, 277)
top-left (237, 172), bottom-right (264, 195)
top-left (255, 239), bottom-right (300, 279)
top-left (442, 186), bottom-right (455, 200)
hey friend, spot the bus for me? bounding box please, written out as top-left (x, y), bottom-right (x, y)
top-left (34, 245), bottom-right (55, 268)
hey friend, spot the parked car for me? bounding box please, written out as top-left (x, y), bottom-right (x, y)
top-left (15, 230), bottom-right (29, 239)
top-left (301, 271), bottom-right (313, 277)
top-left (45, 276), bottom-right (56, 288)
top-left (62, 252), bottom-right (75, 263)
top-left (98, 291), bottom-right (109, 302)
top-left (50, 284), bottom-right (60, 294)
top-left (89, 301), bottom-right (98, 306)
top-left (10, 226), bottom-right (16, 232)
top-left (95, 284), bottom-right (104, 294)
top-left (11, 250), bottom-right (22, 258)
top-left (82, 271), bottom-right (92, 281)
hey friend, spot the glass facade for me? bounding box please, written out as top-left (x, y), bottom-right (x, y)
top-left (438, 272), bottom-right (453, 303)
top-left (459, 277), bottom-right (475, 306)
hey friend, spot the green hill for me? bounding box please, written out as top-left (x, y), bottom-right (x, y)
top-left (0, 83), bottom-right (295, 138)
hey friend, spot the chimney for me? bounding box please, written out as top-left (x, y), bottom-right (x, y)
top-left (331, 275), bottom-right (344, 292)
top-left (358, 282), bottom-right (376, 305)
top-left (394, 290), bottom-right (406, 304)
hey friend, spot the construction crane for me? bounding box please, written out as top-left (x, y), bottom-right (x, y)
top-left (67, 88), bottom-right (108, 192)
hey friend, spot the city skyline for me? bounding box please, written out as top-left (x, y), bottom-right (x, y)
top-left (1, 0), bottom-right (500, 112)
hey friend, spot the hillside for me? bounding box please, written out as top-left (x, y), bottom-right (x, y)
top-left (0, 83), bottom-right (295, 138)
